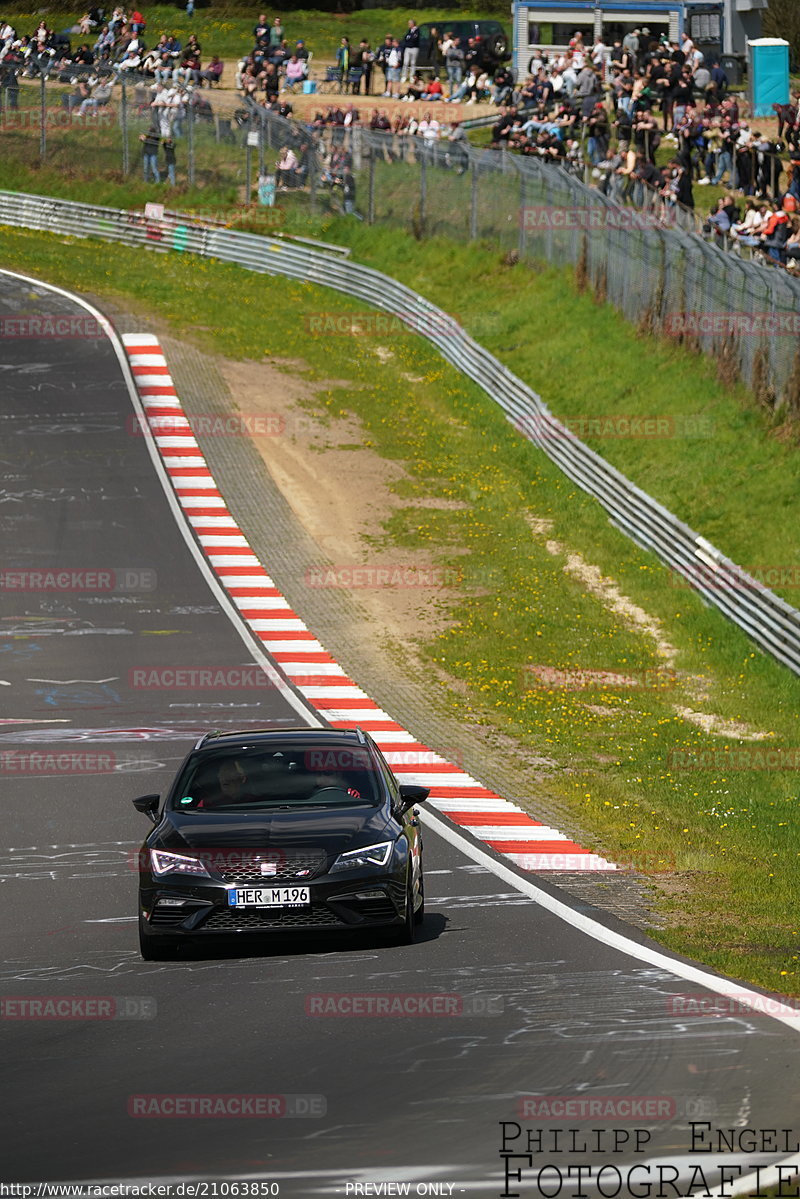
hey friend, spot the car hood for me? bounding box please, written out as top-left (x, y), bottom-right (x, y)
top-left (156, 803), bottom-right (395, 860)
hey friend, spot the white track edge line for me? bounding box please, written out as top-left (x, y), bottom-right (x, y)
top-left (420, 806), bottom-right (800, 1033)
top-left (0, 269), bottom-right (323, 731)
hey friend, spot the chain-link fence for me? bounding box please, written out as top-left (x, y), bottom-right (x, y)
top-left (0, 65), bottom-right (251, 189)
top-left (2, 63), bottom-right (798, 403)
top-left (245, 102), bottom-right (800, 408)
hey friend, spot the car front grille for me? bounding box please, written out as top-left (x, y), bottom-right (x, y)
top-left (213, 850), bottom-right (327, 884)
top-left (201, 904), bottom-right (343, 931)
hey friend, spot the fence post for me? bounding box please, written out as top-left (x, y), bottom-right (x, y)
top-left (121, 79), bottom-right (129, 176)
top-left (419, 151), bottom-right (426, 233)
top-left (518, 170), bottom-right (526, 258)
top-left (39, 68), bottom-right (47, 163)
top-left (470, 158), bottom-right (478, 239)
top-left (368, 147), bottom-right (375, 225)
top-left (188, 103), bottom-right (195, 188)
top-left (245, 120), bottom-right (253, 205)
top-left (258, 115), bottom-right (264, 179)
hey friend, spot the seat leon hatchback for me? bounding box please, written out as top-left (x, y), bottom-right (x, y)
top-left (133, 727), bottom-right (428, 959)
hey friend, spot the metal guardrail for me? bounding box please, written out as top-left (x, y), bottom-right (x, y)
top-left (2, 186), bottom-right (800, 677)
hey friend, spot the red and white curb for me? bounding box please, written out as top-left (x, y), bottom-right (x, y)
top-left (122, 333), bottom-right (616, 872)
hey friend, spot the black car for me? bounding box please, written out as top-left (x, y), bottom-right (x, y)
top-left (134, 727), bottom-right (428, 959)
top-left (416, 20), bottom-right (511, 74)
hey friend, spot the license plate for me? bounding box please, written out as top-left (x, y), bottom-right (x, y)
top-left (228, 886), bottom-right (310, 908)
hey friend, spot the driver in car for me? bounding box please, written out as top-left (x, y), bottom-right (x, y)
top-left (196, 760), bottom-right (258, 807)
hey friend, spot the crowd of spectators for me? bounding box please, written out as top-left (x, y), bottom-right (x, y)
top-left (0, 7), bottom-right (223, 86)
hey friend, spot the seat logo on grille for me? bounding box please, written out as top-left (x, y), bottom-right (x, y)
top-left (259, 861), bottom-right (278, 877)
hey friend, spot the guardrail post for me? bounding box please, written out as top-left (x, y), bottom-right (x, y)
top-left (470, 159), bottom-right (478, 240)
top-left (121, 79), bottom-right (129, 177)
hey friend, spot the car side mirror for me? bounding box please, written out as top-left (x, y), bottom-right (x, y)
top-left (132, 793), bottom-right (160, 824)
top-left (398, 783), bottom-right (429, 814)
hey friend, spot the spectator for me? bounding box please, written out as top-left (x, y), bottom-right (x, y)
top-left (162, 137), bottom-right (176, 185)
top-left (421, 75), bottom-right (443, 102)
top-left (336, 36), bottom-right (350, 84)
top-left (401, 17), bottom-right (419, 83)
top-left (269, 18), bottom-right (284, 49)
top-left (201, 55), bottom-right (223, 87)
top-left (355, 38), bottom-right (374, 95)
top-left (384, 38), bottom-right (401, 99)
top-left (140, 124), bottom-right (161, 182)
top-left (276, 144), bottom-right (299, 189)
top-left (282, 54), bottom-right (305, 93)
top-left (445, 36), bottom-right (464, 99)
top-left (492, 64), bottom-right (514, 107)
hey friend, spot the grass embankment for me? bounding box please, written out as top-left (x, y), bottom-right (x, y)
top-left (1, 7), bottom-right (486, 62)
top-left (1, 215), bottom-right (799, 995)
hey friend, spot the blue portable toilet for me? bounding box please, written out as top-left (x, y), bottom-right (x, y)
top-left (747, 38), bottom-right (790, 118)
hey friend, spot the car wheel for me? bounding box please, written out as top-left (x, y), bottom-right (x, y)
top-left (488, 32), bottom-right (508, 59)
top-left (414, 867), bottom-right (425, 926)
top-left (138, 914), bottom-right (177, 961)
top-left (387, 875), bottom-right (416, 946)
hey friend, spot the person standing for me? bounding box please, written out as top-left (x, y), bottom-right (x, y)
top-left (163, 137), bottom-right (176, 185)
top-left (445, 36), bottom-right (464, 99)
top-left (140, 125), bottom-right (161, 182)
top-left (337, 36), bottom-right (350, 86)
top-left (400, 18), bottom-right (419, 84)
top-left (356, 39), bottom-right (374, 95)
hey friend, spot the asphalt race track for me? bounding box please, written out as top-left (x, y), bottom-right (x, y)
top-left (2, 270), bottom-right (800, 1197)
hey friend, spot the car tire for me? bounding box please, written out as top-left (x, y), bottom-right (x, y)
top-left (414, 868), bottom-right (425, 925)
top-left (488, 32), bottom-right (508, 60)
top-left (393, 875), bottom-right (416, 945)
top-left (138, 915), bottom-right (178, 961)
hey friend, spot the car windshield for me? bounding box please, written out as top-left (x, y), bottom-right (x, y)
top-left (169, 745), bottom-right (380, 811)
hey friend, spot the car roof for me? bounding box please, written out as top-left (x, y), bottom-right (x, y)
top-left (192, 726), bottom-right (369, 752)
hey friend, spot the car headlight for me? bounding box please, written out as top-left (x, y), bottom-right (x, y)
top-left (150, 848), bottom-right (211, 878)
top-left (329, 841), bottom-right (393, 873)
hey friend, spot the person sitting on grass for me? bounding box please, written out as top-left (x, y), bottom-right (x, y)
top-left (420, 75), bottom-right (443, 101)
top-left (282, 54), bottom-right (305, 93)
top-left (400, 73), bottom-right (424, 101)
